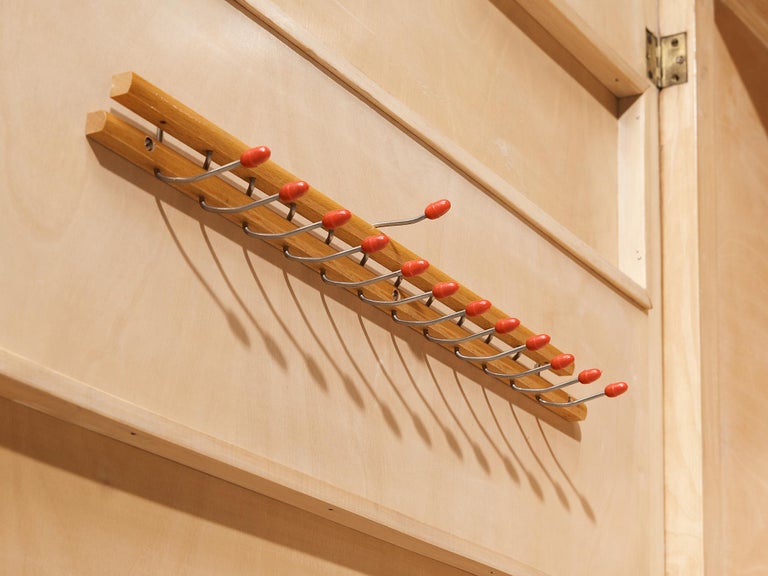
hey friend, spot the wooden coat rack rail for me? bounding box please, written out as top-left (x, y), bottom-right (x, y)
top-left (85, 72), bottom-right (630, 422)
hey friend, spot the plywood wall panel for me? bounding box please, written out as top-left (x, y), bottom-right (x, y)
top-left (265, 0), bottom-right (620, 263)
top-left (0, 0), bottom-right (663, 574)
top-left (697, 2), bottom-right (768, 572)
top-left (0, 397), bottom-right (476, 576)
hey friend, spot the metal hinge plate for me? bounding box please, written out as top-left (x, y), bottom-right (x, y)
top-left (646, 30), bottom-right (688, 89)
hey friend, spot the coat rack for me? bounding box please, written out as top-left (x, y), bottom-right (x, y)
top-left (85, 72), bottom-right (628, 422)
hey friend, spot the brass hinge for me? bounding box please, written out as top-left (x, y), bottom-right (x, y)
top-left (646, 30), bottom-right (688, 89)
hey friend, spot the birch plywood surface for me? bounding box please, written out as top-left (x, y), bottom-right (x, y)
top-left (0, 397), bottom-right (475, 576)
top-left (698, 2), bottom-right (768, 572)
top-left (0, 0), bottom-right (662, 574)
top-left (263, 0), bottom-right (621, 264)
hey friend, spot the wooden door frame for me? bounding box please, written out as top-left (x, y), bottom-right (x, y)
top-left (659, 0), bottom-right (709, 574)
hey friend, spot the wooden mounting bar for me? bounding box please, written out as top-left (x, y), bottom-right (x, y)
top-left (87, 71), bottom-right (587, 421)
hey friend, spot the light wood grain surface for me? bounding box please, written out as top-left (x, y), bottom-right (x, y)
top-left (721, 0), bottom-right (768, 50)
top-left (0, 394), bottom-right (489, 576)
top-left (259, 0), bottom-right (622, 264)
top-left (0, 0), bottom-right (663, 574)
top-left (697, 1), bottom-right (768, 572)
top-left (659, 1), bottom-right (705, 574)
top-left (233, 0), bottom-right (654, 309)
top-left (90, 74), bottom-right (597, 422)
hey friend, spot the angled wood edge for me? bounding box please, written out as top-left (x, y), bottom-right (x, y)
top-left (0, 347), bottom-right (548, 576)
top-left (720, 0), bottom-right (768, 51)
top-left (511, 0), bottom-right (650, 97)
top-left (228, 0), bottom-right (653, 312)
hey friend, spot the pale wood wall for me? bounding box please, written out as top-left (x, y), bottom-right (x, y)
top-left (698, 1), bottom-right (768, 572)
top-left (0, 396), bottom-right (473, 576)
top-left (0, 1), bottom-right (663, 574)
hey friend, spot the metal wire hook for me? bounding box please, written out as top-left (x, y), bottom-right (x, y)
top-left (244, 209), bottom-right (351, 242)
top-left (482, 353), bottom-right (575, 379)
top-left (359, 281), bottom-right (459, 307)
top-left (510, 368), bottom-right (601, 394)
top-left (373, 199), bottom-right (451, 228)
top-left (424, 317), bottom-right (520, 345)
top-left (283, 234), bottom-right (389, 264)
top-left (536, 381), bottom-right (628, 407)
top-left (391, 299), bottom-right (491, 328)
top-left (200, 180), bottom-right (308, 213)
top-left (155, 146), bottom-right (271, 183)
top-left (454, 333), bottom-right (550, 362)
top-left (321, 259), bottom-right (429, 288)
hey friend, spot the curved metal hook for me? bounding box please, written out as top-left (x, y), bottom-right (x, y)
top-left (244, 209), bottom-right (351, 241)
top-left (155, 146), bottom-right (270, 183)
top-left (321, 259), bottom-right (429, 288)
top-left (424, 317), bottom-right (519, 345)
top-left (536, 382), bottom-right (628, 407)
top-left (284, 234), bottom-right (389, 264)
top-left (482, 353), bottom-right (575, 379)
top-left (454, 333), bottom-right (550, 362)
top-left (373, 199), bottom-right (451, 228)
top-left (391, 299), bottom-right (491, 328)
top-left (510, 368), bottom-right (601, 394)
top-left (359, 281), bottom-right (459, 307)
top-left (200, 180), bottom-right (308, 214)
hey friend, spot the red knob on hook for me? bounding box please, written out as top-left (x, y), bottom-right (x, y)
top-left (431, 282), bottom-right (460, 299)
top-left (605, 381), bottom-right (629, 397)
top-left (525, 333), bottom-right (551, 351)
top-left (550, 353), bottom-right (575, 371)
top-left (424, 199), bottom-right (451, 220)
top-left (279, 180), bottom-right (310, 202)
top-left (465, 299), bottom-right (492, 317)
top-left (240, 146), bottom-right (272, 168)
top-left (360, 234), bottom-right (390, 254)
top-left (401, 259), bottom-right (430, 277)
top-left (578, 368), bottom-right (602, 384)
top-left (495, 317), bottom-right (521, 334)
top-left (321, 209), bottom-right (352, 230)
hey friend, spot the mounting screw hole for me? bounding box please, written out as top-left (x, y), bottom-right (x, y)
top-left (144, 137), bottom-right (154, 152)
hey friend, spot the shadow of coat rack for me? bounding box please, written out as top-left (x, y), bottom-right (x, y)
top-left (86, 72), bottom-right (629, 422)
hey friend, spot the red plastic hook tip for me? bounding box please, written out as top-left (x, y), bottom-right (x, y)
top-left (431, 282), bottom-right (460, 299)
top-left (360, 234), bottom-right (390, 254)
top-left (494, 317), bottom-right (520, 334)
top-left (424, 199), bottom-right (451, 220)
top-left (321, 209), bottom-right (352, 230)
top-left (525, 333), bottom-right (551, 351)
top-left (465, 299), bottom-right (492, 317)
top-left (577, 368), bottom-right (602, 384)
top-left (240, 146), bottom-right (271, 168)
top-left (605, 382), bottom-right (629, 398)
top-left (550, 353), bottom-right (575, 370)
top-left (400, 259), bottom-right (430, 278)
top-left (279, 180), bottom-right (310, 202)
